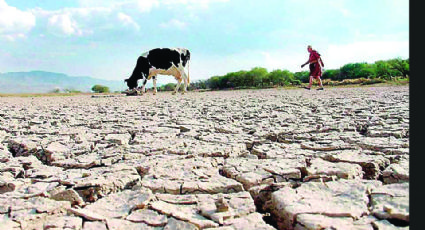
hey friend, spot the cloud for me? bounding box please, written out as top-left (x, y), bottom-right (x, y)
top-left (78, 0), bottom-right (159, 13)
top-left (78, 0), bottom-right (227, 10)
top-left (117, 12), bottom-right (140, 30)
top-left (132, 0), bottom-right (160, 12)
top-left (3, 0), bottom-right (229, 40)
top-left (77, 0), bottom-right (121, 8)
top-left (0, 0), bottom-right (36, 41)
top-left (33, 6), bottom-right (140, 37)
top-left (163, 0), bottom-right (229, 8)
top-left (47, 13), bottom-right (83, 36)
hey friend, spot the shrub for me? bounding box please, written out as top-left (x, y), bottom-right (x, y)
top-left (291, 79), bottom-right (302, 85)
top-left (161, 83), bottom-right (176, 91)
top-left (91, 85), bottom-right (110, 93)
top-left (64, 88), bottom-right (82, 93)
top-left (49, 87), bottom-right (61, 93)
top-left (322, 69), bottom-right (340, 80)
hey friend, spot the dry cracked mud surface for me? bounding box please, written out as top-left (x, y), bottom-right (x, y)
top-left (0, 85), bottom-right (409, 229)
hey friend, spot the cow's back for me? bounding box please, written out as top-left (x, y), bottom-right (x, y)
top-left (147, 48), bottom-right (180, 70)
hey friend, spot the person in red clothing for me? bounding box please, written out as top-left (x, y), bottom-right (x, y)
top-left (301, 45), bottom-right (325, 90)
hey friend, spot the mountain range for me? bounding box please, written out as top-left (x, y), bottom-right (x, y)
top-left (0, 71), bottom-right (153, 94)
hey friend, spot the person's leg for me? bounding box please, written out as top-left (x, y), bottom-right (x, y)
top-left (317, 77), bottom-right (324, 90)
top-left (307, 76), bottom-right (313, 88)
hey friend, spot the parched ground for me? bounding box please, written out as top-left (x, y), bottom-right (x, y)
top-left (0, 85), bottom-right (409, 229)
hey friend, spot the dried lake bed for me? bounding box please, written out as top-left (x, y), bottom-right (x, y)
top-left (0, 85), bottom-right (409, 229)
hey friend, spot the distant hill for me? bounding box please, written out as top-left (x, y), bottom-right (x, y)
top-left (0, 71), bottom-right (153, 94)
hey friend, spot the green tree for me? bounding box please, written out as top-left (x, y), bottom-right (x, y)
top-left (91, 85), bottom-right (110, 93)
top-left (359, 64), bottom-right (377, 79)
top-left (268, 70), bottom-right (285, 86)
top-left (219, 74), bottom-right (231, 88)
top-left (198, 80), bottom-right (207, 89)
top-left (267, 69), bottom-right (295, 86)
top-left (375, 61), bottom-right (392, 80)
top-left (322, 69), bottom-right (340, 80)
top-left (294, 71), bottom-right (310, 83)
top-left (281, 69), bottom-right (295, 86)
top-left (207, 76), bottom-right (221, 89)
top-left (339, 63), bottom-right (366, 79)
top-left (388, 58), bottom-right (409, 78)
top-left (246, 67), bottom-right (268, 87)
top-left (232, 70), bottom-right (248, 87)
top-left (225, 71), bottom-right (245, 88)
top-left (262, 73), bottom-right (272, 87)
top-left (197, 57), bottom-right (408, 90)
top-left (342, 63), bottom-right (376, 79)
top-left (190, 80), bottom-right (207, 90)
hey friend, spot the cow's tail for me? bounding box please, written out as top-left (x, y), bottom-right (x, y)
top-left (187, 60), bottom-right (190, 85)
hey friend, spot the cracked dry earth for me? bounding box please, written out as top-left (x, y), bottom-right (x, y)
top-left (0, 85), bottom-right (409, 230)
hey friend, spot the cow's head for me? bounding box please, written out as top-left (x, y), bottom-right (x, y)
top-left (181, 49), bottom-right (191, 67)
top-left (124, 77), bottom-right (138, 90)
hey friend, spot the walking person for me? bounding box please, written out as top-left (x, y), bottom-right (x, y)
top-left (301, 45), bottom-right (325, 90)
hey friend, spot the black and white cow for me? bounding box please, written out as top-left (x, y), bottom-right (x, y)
top-left (125, 48), bottom-right (191, 95)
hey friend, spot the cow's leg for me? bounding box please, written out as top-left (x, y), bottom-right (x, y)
top-left (140, 78), bottom-right (147, 95)
top-left (173, 79), bottom-right (182, 95)
top-left (152, 76), bottom-right (157, 95)
top-left (180, 69), bottom-right (189, 94)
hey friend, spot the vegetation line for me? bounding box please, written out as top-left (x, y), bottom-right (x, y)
top-left (162, 57), bottom-right (409, 91)
top-left (0, 57), bottom-right (408, 96)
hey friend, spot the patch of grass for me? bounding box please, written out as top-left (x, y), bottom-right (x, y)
top-left (385, 77), bottom-right (409, 85)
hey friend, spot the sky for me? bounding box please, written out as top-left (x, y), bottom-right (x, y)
top-left (0, 0), bottom-right (409, 86)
